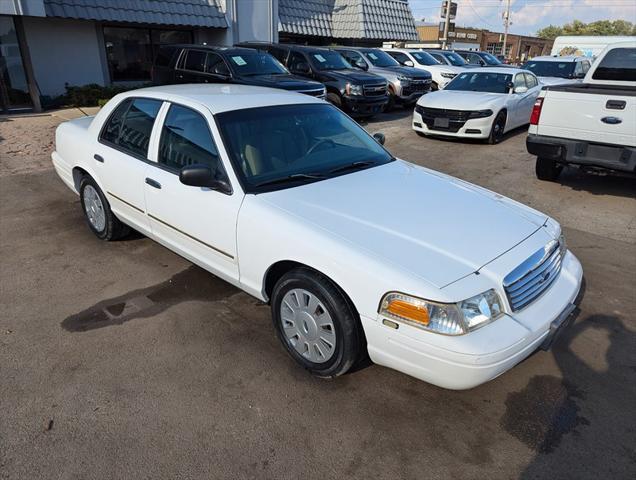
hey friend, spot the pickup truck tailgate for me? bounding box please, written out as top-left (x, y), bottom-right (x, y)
top-left (538, 86), bottom-right (636, 147)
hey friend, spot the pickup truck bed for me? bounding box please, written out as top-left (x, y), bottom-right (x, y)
top-left (527, 41), bottom-right (636, 180)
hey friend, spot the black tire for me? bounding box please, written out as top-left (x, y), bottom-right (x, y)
top-left (326, 92), bottom-right (343, 109)
top-left (271, 268), bottom-right (362, 378)
top-left (385, 88), bottom-right (397, 111)
top-left (487, 111), bottom-right (507, 145)
top-left (431, 82), bottom-right (439, 91)
top-left (536, 157), bottom-right (563, 181)
top-left (79, 175), bottom-right (130, 241)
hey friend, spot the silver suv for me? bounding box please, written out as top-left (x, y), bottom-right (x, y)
top-left (334, 47), bottom-right (432, 109)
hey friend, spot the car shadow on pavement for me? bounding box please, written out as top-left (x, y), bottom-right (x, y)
top-left (504, 310), bottom-right (635, 478)
top-left (61, 265), bottom-right (240, 332)
top-left (553, 168), bottom-right (636, 199)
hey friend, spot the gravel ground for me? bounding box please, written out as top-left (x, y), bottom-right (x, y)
top-left (1, 108), bottom-right (635, 480)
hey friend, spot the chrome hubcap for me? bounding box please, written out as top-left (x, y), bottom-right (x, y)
top-left (83, 185), bottom-right (106, 231)
top-left (280, 288), bottom-right (336, 363)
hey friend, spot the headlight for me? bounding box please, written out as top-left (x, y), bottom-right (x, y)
top-left (468, 109), bottom-right (493, 119)
top-left (441, 73), bottom-right (456, 79)
top-left (379, 290), bottom-right (504, 335)
top-left (345, 83), bottom-right (363, 96)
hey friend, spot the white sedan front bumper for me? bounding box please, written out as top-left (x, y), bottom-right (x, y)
top-left (412, 110), bottom-right (495, 140)
top-left (362, 250), bottom-right (583, 390)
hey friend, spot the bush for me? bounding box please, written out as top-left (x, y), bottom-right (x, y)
top-left (42, 83), bottom-right (150, 109)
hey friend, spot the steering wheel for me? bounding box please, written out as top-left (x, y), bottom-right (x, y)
top-left (306, 138), bottom-right (336, 156)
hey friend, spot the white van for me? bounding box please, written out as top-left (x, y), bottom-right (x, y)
top-left (551, 35), bottom-right (636, 58)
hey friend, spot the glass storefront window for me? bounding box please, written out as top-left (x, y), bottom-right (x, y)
top-left (0, 16), bottom-right (31, 111)
top-left (104, 26), bottom-right (193, 82)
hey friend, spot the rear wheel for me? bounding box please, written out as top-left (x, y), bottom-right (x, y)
top-left (487, 111), bottom-right (507, 144)
top-left (79, 176), bottom-right (129, 240)
top-left (271, 268), bottom-right (362, 378)
top-left (536, 157), bottom-right (563, 181)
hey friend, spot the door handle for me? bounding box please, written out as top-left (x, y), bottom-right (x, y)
top-left (601, 116), bottom-right (622, 125)
top-left (94, 154), bottom-right (104, 163)
top-left (145, 178), bottom-right (161, 189)
top-left (606, 100), bottom-right (626, 110)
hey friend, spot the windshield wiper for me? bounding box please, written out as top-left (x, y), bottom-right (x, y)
top-left (329, 161), bottom-right (374, 175)
top-left (253, 173), bottom-right (325, 188)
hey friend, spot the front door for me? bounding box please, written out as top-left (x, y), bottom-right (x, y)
top-left (95, 97), bottom-right (164, 234)
top-left (144, 102), bottom-right (243, 282)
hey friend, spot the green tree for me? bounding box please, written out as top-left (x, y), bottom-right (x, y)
top-left (537, 19), bottom-right (636, 38)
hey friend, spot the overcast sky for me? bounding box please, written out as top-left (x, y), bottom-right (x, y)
top-left (409, 0), bottom-right (636, 36)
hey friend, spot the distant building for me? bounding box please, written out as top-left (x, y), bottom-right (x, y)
top-left (415, 24), bottom-right (553, 61)
top-left (0, 0), bottom-right (418, 112)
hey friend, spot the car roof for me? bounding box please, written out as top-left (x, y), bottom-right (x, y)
top-left (161, 44), bottom-right (258, 56)
top-left (528, 55), bottom-right (586, 62)
top-left (117, 84), bottom-right (323, 115)
top-left (458, 67), bottom-right (528, 74)
top-left (332, 46), bottom-right (379, 52)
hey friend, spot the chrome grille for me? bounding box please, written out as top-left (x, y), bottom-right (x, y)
top-left (503, 240), bottom-right (564, 312)
top-left (364, 83), bottom-right (387, 97)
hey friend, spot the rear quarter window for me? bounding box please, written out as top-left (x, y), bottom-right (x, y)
top-left (592, 48), bottom-right (636, 82)
top-left (154, 46), bottom-right (177, 67)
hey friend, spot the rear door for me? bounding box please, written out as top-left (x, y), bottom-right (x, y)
top-left (94, 97), bottom-right (163, 234)
top-left (175, 49), bottom-right (209, 83)
top-left (143, 101), bottom-right (243, 282)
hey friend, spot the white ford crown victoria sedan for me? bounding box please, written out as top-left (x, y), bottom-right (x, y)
top-left (52, 85), bottom-right (583, 389)
top-left (413, 68), bottom-right (541, 143)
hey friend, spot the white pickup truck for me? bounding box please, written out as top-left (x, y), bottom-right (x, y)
top-left (526, 41), bottom-right (636, 181)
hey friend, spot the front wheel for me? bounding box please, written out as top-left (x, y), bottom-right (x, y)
top-left (536, 157), bottom-right (563, 181)
top-left (271, 268), bottom-right (362, 378)
top-left (79, 176), bottom-right (130, 240)
top-left (326, 92), bottom-right (343, 109)
top-left (487, 111), bottom-right (507, 144)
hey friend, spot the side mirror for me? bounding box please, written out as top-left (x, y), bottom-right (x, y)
top-left (179, 164), bottom-right (232, 194)
top-left (480, 59), bottom-right (486, 66)
top-left (404, 60), bottom-right (414, 67)
top-left (514, 86), bottom-right (528, 94)
top-left (292, 62), bottom-right (311, 75)
top-left (372, 132), bottom-right (385, 145)
top-left (355, 60), bottom-right (368, 71)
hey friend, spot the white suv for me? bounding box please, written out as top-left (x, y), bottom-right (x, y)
top-left (382, 48), bottom-right (463, 90)
top-left (521, 55), bottom-right (592, 86)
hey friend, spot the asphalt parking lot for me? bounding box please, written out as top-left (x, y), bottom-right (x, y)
top-left (1, 110), bottom-right (635, 479)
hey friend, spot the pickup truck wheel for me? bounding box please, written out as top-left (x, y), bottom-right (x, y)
top-left (488, 111), bottom-right (507, 144)
top-left (79, 176), bottom-right (130, 240)
top-left (326, 92), bottom-right (342, 109)
top-left (271, 268), bottom-right (361, 378)
top-left (536, 157), bottom-right (563, 181)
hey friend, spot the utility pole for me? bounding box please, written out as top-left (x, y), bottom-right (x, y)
top-left (442, 1), bottom-right (451, 50)
top-left (502, 0), bottom-right (511, 60)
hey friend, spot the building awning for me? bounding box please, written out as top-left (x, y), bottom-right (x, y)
top-left (279, 0), bottom-right (418, 41)
top-left (43, 0), bottom-right (228, 28)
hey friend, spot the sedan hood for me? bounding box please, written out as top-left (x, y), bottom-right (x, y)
top-left (418, 90), bottom-right (505, 111)
top-left (262, 161), bottom-right (546, 288)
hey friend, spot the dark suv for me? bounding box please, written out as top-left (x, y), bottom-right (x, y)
top-left (455, 50), bottom-right (513, 68)
top-left (151, 45), bottom-right (326, 98)
top-left (240, 43), bottom-right (389, 116)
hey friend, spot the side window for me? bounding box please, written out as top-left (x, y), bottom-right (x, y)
top-left (118, 99), bottom-right (162, 158)
top-left (574, 61), bottom-right (585, 76)
top-left (269, 47), bottom-right (288, 64)
top-left (288, 51), bottom-right (307, 71)
top-left (184, 50), bottom-right (206, 72)
top-left (158, 104), bottom-right (228, 181)
top-left (514, 73), bottom-right (527, 89)
top-left (582, 61), bottom-right (590, 73)
top-left (100, 98), bottom-right (161, 158)
top-left (100, 98), bottom-right (132, 145)
top-left (388, 51), bottom-right (408, 65)
top-left (524, 72), bottom-right (538, 88)
top-left (206, 53), bottom-right (230, 76)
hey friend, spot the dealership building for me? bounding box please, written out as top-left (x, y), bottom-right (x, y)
top-left (0, 0), bottom-right (418, 112)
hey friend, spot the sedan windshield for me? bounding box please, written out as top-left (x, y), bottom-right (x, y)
top-left (411, 51), bottom-right (440, 66)
top-left (309, 51), bottom-right (352, 71)
top-left (445, 72), bottom-right (513, 93)
top-left (522, 60), bottom-right (575, 78)
top-left (227, 52), bottom-right (288, 76)
top-left (216, 104), bottom-right (394, 192)
top-left (443, 52), bottom-right (467, 67)
top-left (365, 49), bottom-right (400, 67)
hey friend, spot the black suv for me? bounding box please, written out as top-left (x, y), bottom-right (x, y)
top-left (151, 45), bottom-right (326, 98)
top-left (240, 43), bottom-right (389, 116)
